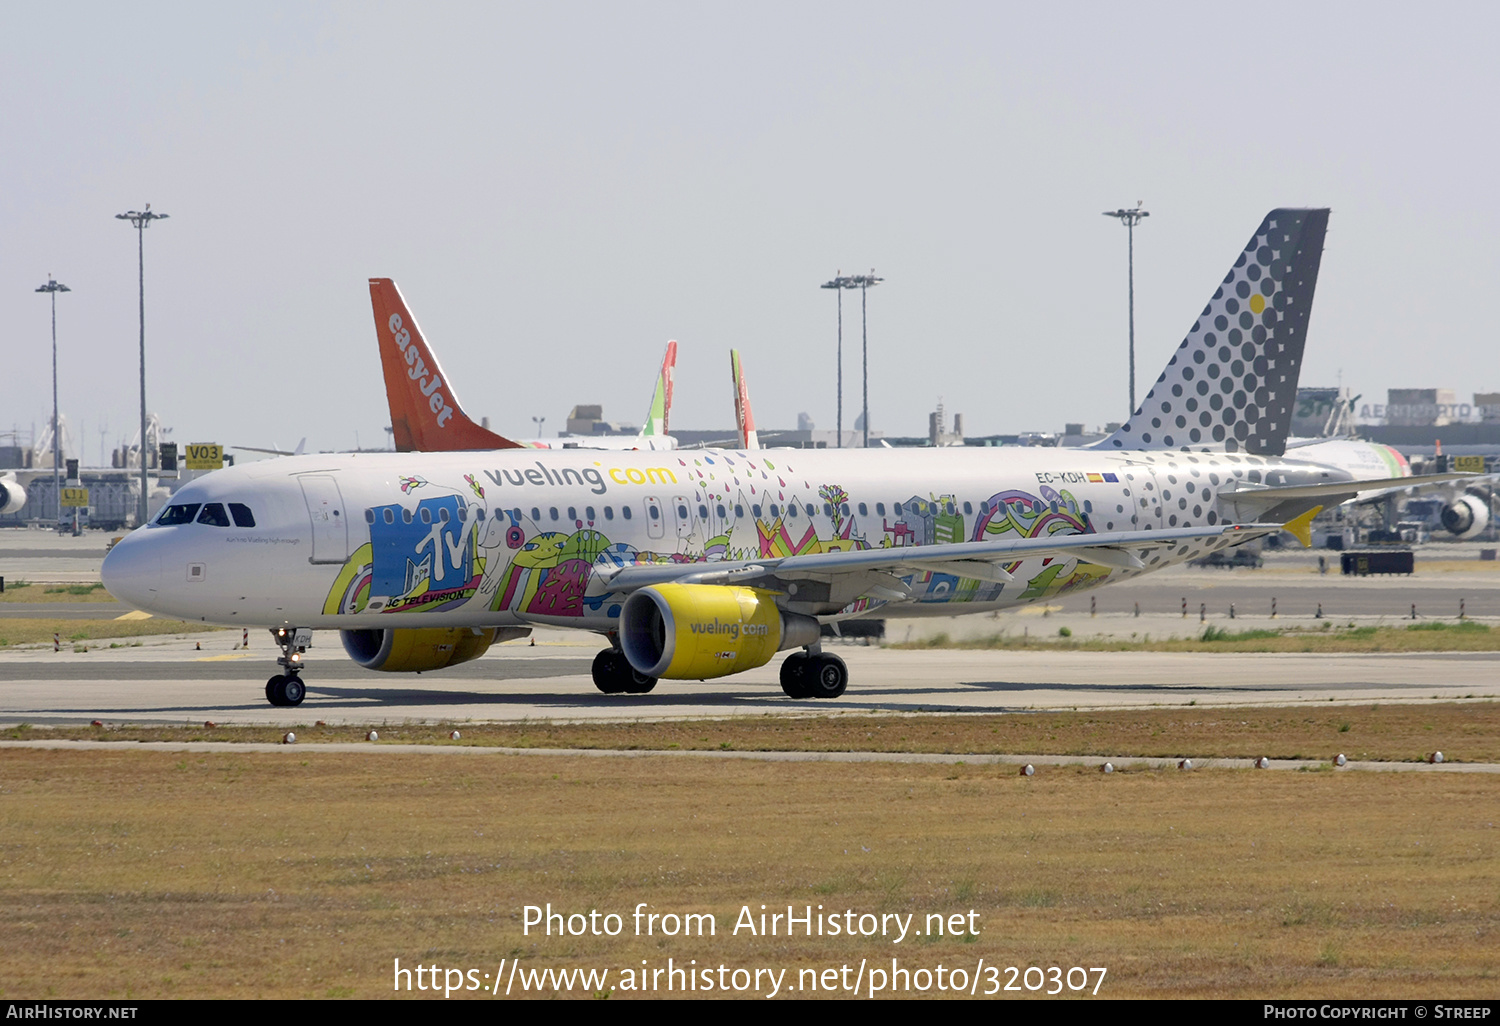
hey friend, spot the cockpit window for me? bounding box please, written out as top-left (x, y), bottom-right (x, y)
top-left (153, 503), bottom-right (201, 527)
top-left (197, 503), bottom-right (232, 527)
top-left (229, 503), bottom-right (256, 528)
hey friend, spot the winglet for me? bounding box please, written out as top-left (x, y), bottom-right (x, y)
top-left (1282, 505), bottom-right (1322, 548)
top-left (369, 279), bottom-right (523, 452)
top-left (640, 341), bottom-right (677, 438)
top-left (731, 349), bottom-right (759, 450)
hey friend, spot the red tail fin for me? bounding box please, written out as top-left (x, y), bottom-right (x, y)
top-left (369, 279), bottom-right (523, 452)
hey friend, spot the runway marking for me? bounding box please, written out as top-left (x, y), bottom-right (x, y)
top-left (195, 653), bottom-right (256, 662)
top-left (114, 610), bottom-right (152, 621)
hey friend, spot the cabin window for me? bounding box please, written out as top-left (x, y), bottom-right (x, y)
top-left (567, 506), bottom-right (577, 521)
top-left (154, 503), bottom-right (200, 526)
top-left (420, 507), bottom-right (432, 524)
top-left (197, 503), bottom-right (231, 527)
top-left (787, 504), bottom-right (797, 518)
top-left (364, 509), bottom-right (375, 525)
top-left (604, 506), bottom-right (614, 520)
top-left (402, 509), bottom-right (413, 524)
top-left (677, 503), bottom-right (689, 519)
top-left (858, 502), bottom-right (868, 516)
top-left (531, 507), bottom-right (541, 522)
top-left (622, 505), bottom-right (633, 520)
top-left (384, 508), bottom-right (395, 524)
top-left (841, 503), bottom-right (850, 517)
top-left (893, 502), bottom-right (903, 515)
top-left (823, 503), bottom-right (833, 516)
top-left (586, 506), bottom-right (595, 521)
top-left (963, 501), bottom-right (972, 515)
top-left (698, 504), bottom-right (708, 519)
top-left (548, 507), bottom-right (559, 521)
top-left (457, 507), bottom-right (467, 522)
top-left (649, 504), bottom-right (660, 518)
top-left (439, 507), bottom-right (450, 523)
top-left (753, 504), bottom-right (763, 517)
top-left (876, 503), bottom-right (886, 516)
top-left (734, 504), bottom-right (744, 518)
top-left (770, 504), bottom-right (780, 517)
top-left (716, 504), bottom-right (726, 519)
top-left (945, 502), bottom-right (954, 515)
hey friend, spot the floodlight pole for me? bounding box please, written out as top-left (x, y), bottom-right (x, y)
top-left (1103, 203), bottom-right (1148, 415)
top-left (820, 273), bottom-right (848, 446)
top-left (116, 206), bottom-right (168, 527)
top-left (36, 277), bottom-right (71, 526)
top-left (821, 271), bottom-right (882, 447)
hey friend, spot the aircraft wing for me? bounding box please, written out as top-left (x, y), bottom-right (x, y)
top-left (1226, 472), bottom-right (1483, 504)
top-left (595, 516), bottom-right (1311, 610)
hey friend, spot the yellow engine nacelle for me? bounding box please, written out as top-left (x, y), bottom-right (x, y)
top-left (620, 583), bottom-right (820, 680)
top-left (340, 626), bottom-right (529, 672)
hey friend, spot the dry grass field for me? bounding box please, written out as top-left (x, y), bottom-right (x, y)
top-left (896, 621), bottom-right (1500, 653)
top-left (0, 583), bottom-right (118, 604)
top-left (10, 701), bottom-right (1499, 764)
top-left (0, 618), bottom-right (223, 647)
top-left (1, 744), bottom-right (1496, 999)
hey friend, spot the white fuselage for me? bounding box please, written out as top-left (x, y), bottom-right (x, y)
top-left (101, 445), bottom-right (1345, 633)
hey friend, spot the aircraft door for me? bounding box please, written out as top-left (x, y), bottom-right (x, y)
top-left (1121, 466), bottom-right (1164, 531)
top-left (300, 474), bottom-right (350, 564)
top-left (671, 495), bottom-right (692, 544)
top-left (644, 496), bottom-right (665, 539)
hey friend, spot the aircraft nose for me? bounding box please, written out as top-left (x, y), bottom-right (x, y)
top-left (101, 533), bottom-right (162, 610)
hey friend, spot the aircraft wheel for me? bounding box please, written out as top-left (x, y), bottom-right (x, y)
top-left (591, 649), bottom-right (629, 694)
top-left (623, 667), bottom-right (658, 694)
top-left (266, 674), bottom-right (306, 707)
top-left (808, 654), bottom-right (848, 699)
top-left (779, 653), bottom-right (812, 699)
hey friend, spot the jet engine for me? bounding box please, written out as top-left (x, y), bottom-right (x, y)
top-left (1440, 494), bottom-right (1491, 539)
top-left (340, 626), bottom-right (529, 672)
top-left (0, 476), bottom-right (26, 516)
top-left (620, 583), bottom-right (820, 680)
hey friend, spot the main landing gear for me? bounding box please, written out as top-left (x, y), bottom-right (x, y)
top-left (266, 627), bottom-right (312, 707)
top-left (780, 644), bottom-right (848, 699)
top-left (591, 647), bottom-right (658, 695)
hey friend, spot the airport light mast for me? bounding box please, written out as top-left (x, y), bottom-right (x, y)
top-left (1103, 202), bottom-right (1148, 416)
top-left (36, 276), bottom-right (71, 526)
top-left (821, 271), bottom-right (883, 447)
top-left (116, 205), bottom-right (168, 527)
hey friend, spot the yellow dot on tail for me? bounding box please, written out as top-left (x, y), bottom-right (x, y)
top-left (1249, 293), bottom-right (1266, 314)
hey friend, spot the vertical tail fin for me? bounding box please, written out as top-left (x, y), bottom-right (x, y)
top-left (368, 279), bottom-right (523, 452)
top-left (1097, 208), bottom-right (1329, 457)
top-left (639, 340), bottom-right (677, 438)
top-left (731, 349), bottom-right (759, 450)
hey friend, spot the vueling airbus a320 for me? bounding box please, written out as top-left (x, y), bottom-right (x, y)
top-left (105, 208), bottom-right (1420, 707)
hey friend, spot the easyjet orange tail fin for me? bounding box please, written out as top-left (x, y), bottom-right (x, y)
top-left (369, 279), bottom-right (523, 452)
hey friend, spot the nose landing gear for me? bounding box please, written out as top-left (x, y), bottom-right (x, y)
top-left (266, 627), bottom-right (312, 706)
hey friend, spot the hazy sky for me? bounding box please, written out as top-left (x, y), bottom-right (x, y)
top-left (4, 2), bottom-right (1496, 458)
